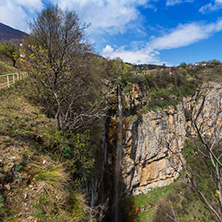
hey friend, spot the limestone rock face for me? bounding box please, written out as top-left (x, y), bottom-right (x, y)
top-left (122, 104), bottom-right (186, 195)
top-left (124, 83), bottom-right (148, 112)
top-left (121, 82), bottom-right (222, 195)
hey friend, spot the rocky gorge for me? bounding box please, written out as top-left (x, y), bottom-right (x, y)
top-left (92, 80), bottom-right (222, 221)
top-left (0, 57), bottom-right (222, 221)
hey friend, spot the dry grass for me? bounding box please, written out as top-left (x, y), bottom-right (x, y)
top-left (0, 87), bottom-right (92, 221)
top-left (34, 165), bottom-right (93, 221)
top-left (0, 59), bottom-right (17, 74)
top-left (35, 164), bottom-right (69, 192)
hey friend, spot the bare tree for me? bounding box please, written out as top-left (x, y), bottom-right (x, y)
top-left (21, 5), bottom-right (103, 132)
top-left (166, 83), bottom-right (222, 221)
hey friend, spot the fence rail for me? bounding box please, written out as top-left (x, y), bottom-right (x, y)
top-left (0, 73), bottom-right (27, 89)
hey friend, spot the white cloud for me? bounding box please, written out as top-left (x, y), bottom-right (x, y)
top-left (102, 45), bottom-right (160, 64)
top-left (150, 22), bottom-right (212, 50)
top-left (103, 45), bottom-right (114, 54)
top-left (0, 0), bottom-right (153, 37)
top-left (50, 0), bottom-right (152, 34)
top-left (166, 0), bottom-right (194, 6)
top-left (199, 0), bottom-right (222, 13)
top-left (102, 20), bottom-right (222, 64)
top-left (0, 0), bottom-right (43, 32)
top-left (0, 0), bottom-right (27, 31)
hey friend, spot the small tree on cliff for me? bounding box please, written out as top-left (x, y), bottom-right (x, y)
top-left (21, 5), bottom-right (102, 133)
top-left (166, 85), bottom-right (222, 221)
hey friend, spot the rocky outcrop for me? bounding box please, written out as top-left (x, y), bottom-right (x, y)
top-left (122, 104), bottom-right (186, 195)
top-left (121, 82), bottom-right (222, 195)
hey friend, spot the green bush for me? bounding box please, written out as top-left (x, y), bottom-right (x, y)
top-left (148, 90), bottom-right (177, 109)
top-left (14, 163), bottom-right (23, 172)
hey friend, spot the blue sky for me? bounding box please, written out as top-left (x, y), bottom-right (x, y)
top-left (0, 0), bottom-right (222, 65)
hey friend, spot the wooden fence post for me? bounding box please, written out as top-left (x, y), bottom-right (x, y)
top-left (7, 75), bottom-right (9, 88)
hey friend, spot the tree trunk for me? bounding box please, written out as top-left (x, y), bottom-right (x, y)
top-left (12, 59), bottom-right (16, 67)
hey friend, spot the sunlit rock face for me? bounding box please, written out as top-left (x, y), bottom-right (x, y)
top-left (122, 104), bottom-right (186, 195)
top-left (121, 82), bottom-right (222, 195)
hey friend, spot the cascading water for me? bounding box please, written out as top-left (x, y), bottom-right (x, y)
top-left (102, 127), bottom-right (107, 165)
top-left (90, 175), bottom-right (97, 209)
top-left (90, 85), bottom-right (125, 221)
top-left (113, 84), bottom-right (123, 222)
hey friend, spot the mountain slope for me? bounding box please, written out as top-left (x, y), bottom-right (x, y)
top-left (0, 86), bottom-right (92, 221)
top-left (0, 22), bottom-right (26, 43)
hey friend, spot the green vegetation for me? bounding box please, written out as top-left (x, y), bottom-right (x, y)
top-left (21, 5), bottom-right (103, 132)
top-left (0, 5), bottom-right (104, 221)
top-left (0, 59), bottom-right (17, 74)
top-left (126, 115), bottom-right (138, 123)
top-left (124, 179), bottom-right (216, 222)
top-left (0, 85), bottom-right (94, 221)
top-left (120, 66), bottom-right (197, 112)
top-left (118, 60), bottom-right (222, 124)
top-left (0, 42), bottom-right (20, 67)
top-left (0, 194), bottom-right (7, 221)
top-left (122, 136), bottom-right (221, 222)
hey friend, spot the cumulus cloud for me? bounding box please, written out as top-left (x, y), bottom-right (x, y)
top-left (0, 0), bottom-right (43, 32)
top-left (50, 0), bottom-right (152, 34)
top-left (103, 45), bottom-right (114, 54)
top-left (150, 21), bottom-right (222, 50)
top-left (199, 0), bottom-right (222, 13)
top-left (102, 20), bottom-right (222, 64)
top-left (166, 0), bottom-right (194, 6)
top-left (102, 44), bottom-right (160, 64)
top-left (15, 0), bottom-right (43, 12)
top-left (0, 0), bottom-right (152, 34)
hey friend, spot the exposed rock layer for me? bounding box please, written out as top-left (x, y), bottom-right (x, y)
top-left (121, 82), bottom-right (222, 195)
top-left (122, 104), bottom-right (186, 195)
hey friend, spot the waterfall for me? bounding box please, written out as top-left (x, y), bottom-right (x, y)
top-left (90, 175), bottom-right (97, 209)
top-left (102, 127), bottom-right (107, 165)
top-left (114, 84), bottom-right (123, 221)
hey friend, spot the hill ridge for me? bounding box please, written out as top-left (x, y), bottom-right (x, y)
top-left (0, 22), bottom-right (26, 43)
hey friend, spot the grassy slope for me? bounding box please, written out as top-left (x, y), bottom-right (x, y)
top-left (127, 179), bottom-right (217, 222)
top-left (0, 86), bottom-right (92, 221)
top-left (0, 57), bottom-right (17, 74)
top-left (0, 58), bottom-right (18, 87)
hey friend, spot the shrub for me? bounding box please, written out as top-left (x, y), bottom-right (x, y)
top-left (167, 193), bottom-right (180, 203)
top-left (155, 199), bottom-right (175, 222)
top-left (148, 90), bottom-right (177, 110)
top-left (0, 194), bottom-right (6, 220)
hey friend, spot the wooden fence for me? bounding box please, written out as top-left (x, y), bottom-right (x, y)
top-left (0, 73), bottom-right (27, 89)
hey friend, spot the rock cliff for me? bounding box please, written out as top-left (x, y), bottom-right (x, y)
top-left (121, 82), bottom-right (222, 195)
top-left (92, 81), bottom-right (222, 220)
top-left (122, 104), bottom-right (186, 195)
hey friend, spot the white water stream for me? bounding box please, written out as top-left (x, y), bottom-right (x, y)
top-left (114, 85), bottom-right (123, 222)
